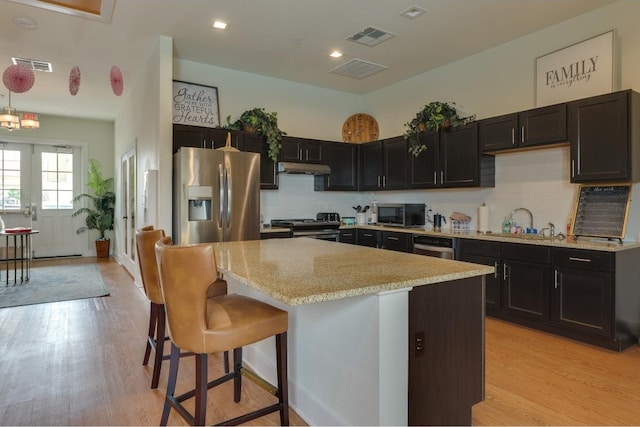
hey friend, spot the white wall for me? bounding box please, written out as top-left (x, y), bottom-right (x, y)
top-left (114, 35), bottom-right (173, 266)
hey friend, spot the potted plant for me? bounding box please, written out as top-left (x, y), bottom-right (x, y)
top-left (72, 159), bottom-right (115, 258)
top-left (404, 101), bottom-right (475, 156)
top-left (223, 107), bottom-right (286, 162)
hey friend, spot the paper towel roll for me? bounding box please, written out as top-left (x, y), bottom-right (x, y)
top-left (478, 204), bottom-right (489, 232)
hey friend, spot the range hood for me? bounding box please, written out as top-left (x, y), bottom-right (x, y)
top-left (278, 162), bottom-right (331, 175)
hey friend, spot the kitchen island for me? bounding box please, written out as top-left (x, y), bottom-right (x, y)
top-left (211, 238), bottom-right (493, 426)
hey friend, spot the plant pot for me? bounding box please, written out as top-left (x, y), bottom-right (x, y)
top-left (95, 239), bottom-right (110, 258)
top-left (242, 124), bottom-right (257, 133)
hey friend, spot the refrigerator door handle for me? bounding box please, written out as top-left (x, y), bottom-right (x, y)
top-left (218, 164), bottom-right (224, 228)
top-left (226, 165), bottom-right (232, 227)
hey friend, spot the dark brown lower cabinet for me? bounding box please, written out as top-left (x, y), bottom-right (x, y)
top-left (502, 255), bottom-right (552, 322)
top-left (458, 237), bottom-right (640, 351)
top-left (408, 276), bottom-right (485, 426)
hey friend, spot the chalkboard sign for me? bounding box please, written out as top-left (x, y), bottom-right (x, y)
top-left (571, 184), bottom-right (631, 241)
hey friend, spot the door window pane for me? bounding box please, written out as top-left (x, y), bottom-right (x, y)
top-left (41, 152), bottom-right (74, 209)
top-left (0, 149), bottom-right (21, 210)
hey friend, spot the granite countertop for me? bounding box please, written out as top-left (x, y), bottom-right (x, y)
top-left (211, 238), bottom-right (493, 306)
top-left (342, 225), bottom-right (640, 252)
top-left (260, 226), bottom-right (291, 234)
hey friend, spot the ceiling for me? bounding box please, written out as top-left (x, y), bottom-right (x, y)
top-left (0, 0), bottom-right (617, 122)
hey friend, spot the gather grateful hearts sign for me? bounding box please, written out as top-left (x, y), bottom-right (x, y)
top-left (172, 80), bottom-right (220, 127)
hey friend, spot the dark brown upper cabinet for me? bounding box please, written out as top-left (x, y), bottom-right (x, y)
top-left (479, 103), bottom-right (567, 153)
top-left (314, 141), bottom-right (358, 191)
top-left (359, 136), bottom-right (408, 191)
top-left (568, 89), bottom-right (640, 183)
top-left (410, 123), bottom-right (494, 189)
top-left (280, 136), bottom-right (323, 163)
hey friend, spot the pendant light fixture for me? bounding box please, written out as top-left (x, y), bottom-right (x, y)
top-left (0, 91), bottom-right (21, 131)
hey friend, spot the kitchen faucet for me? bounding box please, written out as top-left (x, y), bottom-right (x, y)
top-left (508, 207), bottom-right (533, 231)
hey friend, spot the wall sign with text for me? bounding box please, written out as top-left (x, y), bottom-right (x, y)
top-left (172, 80), bottom-right (220, 127)
top-left (535, 30), bottom-right (616, 107)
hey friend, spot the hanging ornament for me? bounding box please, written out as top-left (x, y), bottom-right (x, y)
top-left (69, 66), bottom-right (81, 95)
top-left (110, 65), bottom-right (123, 96)
top-left (2, 64), bottom-right (35, 93)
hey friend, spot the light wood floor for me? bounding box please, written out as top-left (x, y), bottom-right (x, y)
top-left (0, 258), bottom-right (639, 426)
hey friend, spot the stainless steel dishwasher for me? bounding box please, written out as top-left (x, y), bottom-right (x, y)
top-left (413, 235), bottom-right (456, 259)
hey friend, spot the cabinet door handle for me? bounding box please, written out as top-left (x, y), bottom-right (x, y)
top-left (383, 176), bottom-right (387, 188)
top-left (511, 128), bottom-right (515, 145)
top-left (568, 257), bottom-right (592, 263)
top-left (363, 233), bottom-right (373, 237)
top-left (521, 126), bottom-right (525, 143)
top-left (571, 160), bottom-right (575, 178)
top-left (554, 269), bottom-right (560, 289)
top-left (377, 176), bottom-right (381, 187)
top-left (503, 263), bottom-right (509, 281)
top-left (388, 236), bottom-right (399, 241)
top-left (433, 171), bottom-right (437, 185)
top-left (494, 261), bottom-right (499, 279)
top-left (202, 139), bottom-right (206, 149)
top-left (299, 148), bottom-right (303, 160)
top-left (440, 171), bottom-right (444, 184)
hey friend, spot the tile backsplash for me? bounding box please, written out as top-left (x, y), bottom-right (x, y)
top-left (260, 145), bottom-right (640, 241)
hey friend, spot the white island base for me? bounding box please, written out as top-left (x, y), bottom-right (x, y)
top-left (229, 279), bottom-right (411, 425)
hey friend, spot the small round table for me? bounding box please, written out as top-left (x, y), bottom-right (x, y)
top-left (1, 228), bottom-right (40, 285)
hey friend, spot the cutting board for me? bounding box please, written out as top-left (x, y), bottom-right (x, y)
top-left (342, 113), bottom-right (379, 143)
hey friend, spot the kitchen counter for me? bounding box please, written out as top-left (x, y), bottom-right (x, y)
top-left (343, 224), bottom-right (640, 252)
top-left (210, 238), bottom-right (491, 425)
top-left (212, 238), bottom-right (493, 306)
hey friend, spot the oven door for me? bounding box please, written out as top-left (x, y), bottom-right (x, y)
top-left (293, 230), bottom-right (340, 242)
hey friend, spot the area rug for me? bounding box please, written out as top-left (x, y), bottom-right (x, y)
top-left (0, 264), bottom-right (110, 309)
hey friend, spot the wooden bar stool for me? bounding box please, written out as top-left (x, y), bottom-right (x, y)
top-left (135, 226), bottom-right (229, 389)
top-left (155, 236), bottom-right (289, 426)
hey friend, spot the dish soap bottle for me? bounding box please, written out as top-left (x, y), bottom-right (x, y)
top-left (501, 216), bottom-right (511, 233)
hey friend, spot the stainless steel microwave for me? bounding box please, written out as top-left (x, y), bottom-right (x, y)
top-left (376, 203), bottom-right (425, 227)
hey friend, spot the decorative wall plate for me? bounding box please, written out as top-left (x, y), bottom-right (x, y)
top-left (342, 113), bottom-right (379, 143)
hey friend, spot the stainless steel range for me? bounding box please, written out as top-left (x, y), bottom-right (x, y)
top-left (271, 214), bottom-right (341, 241)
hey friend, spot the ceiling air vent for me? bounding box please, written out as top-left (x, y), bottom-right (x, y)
top-left (347, 26), bottom-right (395, 47)
top-left (330, 58), bottom-right (388, 79)
top-left (12, 57), bottom-right (53, 72)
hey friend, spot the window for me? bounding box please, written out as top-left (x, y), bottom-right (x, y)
top-left (41, 151), bottom-right (74, 209)
top-left (1, 149), bottom-right (21, 210)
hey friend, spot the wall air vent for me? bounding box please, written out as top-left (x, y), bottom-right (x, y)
top-left (347, 26), bottom-right (395, 47)
top-left (12, 57), bottom-right (53, 72)
top-left (330, 58), bottom-right (388, 80)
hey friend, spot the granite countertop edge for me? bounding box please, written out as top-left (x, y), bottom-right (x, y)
top-left (340, 225), bottom-right (640, 252)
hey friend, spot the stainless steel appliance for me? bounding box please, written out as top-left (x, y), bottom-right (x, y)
top-left (173, 147), bottom-right (260, 244)
top-left (413, 235), bottom-right (455, 259)
top-left (377, 203), bottom-right (426, 227)
top-left (271, 218), bottom-right (341, 241)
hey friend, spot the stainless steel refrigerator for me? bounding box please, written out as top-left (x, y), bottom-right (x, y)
top-left (173, 147), bottom-right (260, 244)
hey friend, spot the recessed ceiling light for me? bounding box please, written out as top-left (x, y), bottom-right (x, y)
top-left (212, 20), bottom-right (228, 30)
top-left (401, 6), bottom-right (427, 19)
top-left (330, 51), bottom-right (343, 58)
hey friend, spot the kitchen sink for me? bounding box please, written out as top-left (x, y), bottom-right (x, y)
top-left (491, 232), bottom-right (559, 241)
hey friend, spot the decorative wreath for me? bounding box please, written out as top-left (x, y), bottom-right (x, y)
top-left (2, 64), bottom-right (35, 93)
top-left (110, 65), bottom-right (123, 96)
top-left (69, 66), bottom-right (81, 95)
